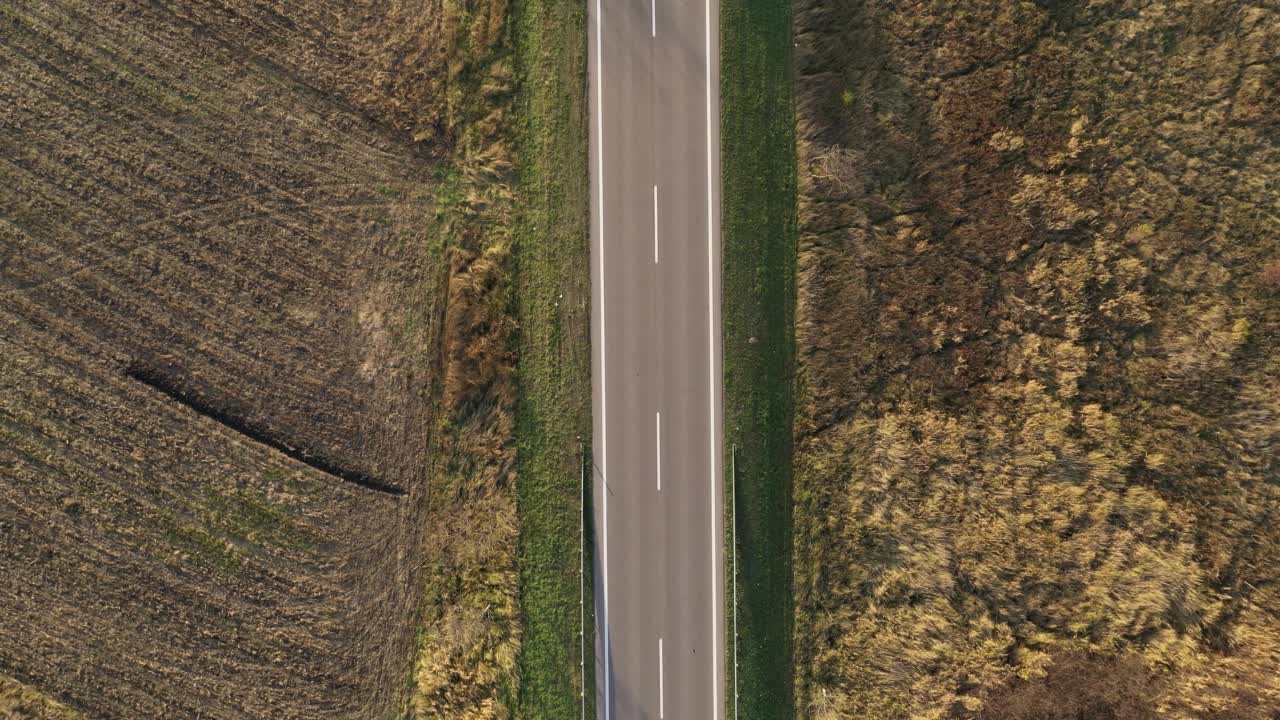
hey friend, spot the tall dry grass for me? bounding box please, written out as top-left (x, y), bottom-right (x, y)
top-left (791, 1), bottom-right (1280, 718)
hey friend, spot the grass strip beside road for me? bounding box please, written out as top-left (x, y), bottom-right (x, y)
top-left (511, 0), bottom-right (593, 716)
top-left (721, 0), bottom-right (797, 716)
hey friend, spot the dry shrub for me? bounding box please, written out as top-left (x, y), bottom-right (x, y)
top-left (976, 654), bottom-right (1160, 720)
top-left (411, 240), bottom-right (519, 719)
top-left (1261, 261), bottom-right (1280, 292)
top-left (406, 8), bottom-right (522, 713)
top-left (1207, 691), bottom-right (1280, 720)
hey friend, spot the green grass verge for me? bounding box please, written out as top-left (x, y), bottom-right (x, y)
top-left (721, 0), bottom-right (797, 716)
top-left (510, 0), bottom-right (593, 717)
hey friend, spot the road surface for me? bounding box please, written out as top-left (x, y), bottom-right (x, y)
top-left (590, 0), bottom-right (723, 717)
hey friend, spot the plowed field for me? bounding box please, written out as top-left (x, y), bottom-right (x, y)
top-left (0, 0), bottom-right (493, 716)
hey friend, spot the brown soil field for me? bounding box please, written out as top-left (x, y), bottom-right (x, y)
top-left (792, 0), bottom-right (1279, 718)
top-left (1, 0), bottom-right (517, 717)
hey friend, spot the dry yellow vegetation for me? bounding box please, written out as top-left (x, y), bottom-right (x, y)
top-left (792, 1), bottom-right (1279, 718)
top-left (0, 675), bottom-right (83, 720)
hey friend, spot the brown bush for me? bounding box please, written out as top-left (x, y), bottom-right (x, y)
top-left (1261, 261), bottom-right (1280, 292)
top-left (976, 654), bottom-right (1161, 720)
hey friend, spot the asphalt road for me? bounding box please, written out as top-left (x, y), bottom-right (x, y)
top-left (589, 0), bottom-right (723, 717)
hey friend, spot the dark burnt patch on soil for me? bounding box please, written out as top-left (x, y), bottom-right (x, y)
top-left (125, 364), bottom-right (406, 496)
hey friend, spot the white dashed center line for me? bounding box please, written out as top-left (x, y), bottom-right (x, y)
top-left (653, 185), bottom-right (659, 264)
top-left (659, 637), bottom-right (665, 718)
top-left (656, 411), bottom-right (662, 491)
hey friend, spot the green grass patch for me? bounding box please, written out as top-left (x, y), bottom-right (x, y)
top-left (510, 0), bottom-right (593, 717)
top-left (160, 477), bottom-right (318, 576)
top-left (162, 521), bottom-right (243, 574)
top-left (202, 486), bottom-right (315, 553)
top-left (721, 0), bottom-right (797, 716)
